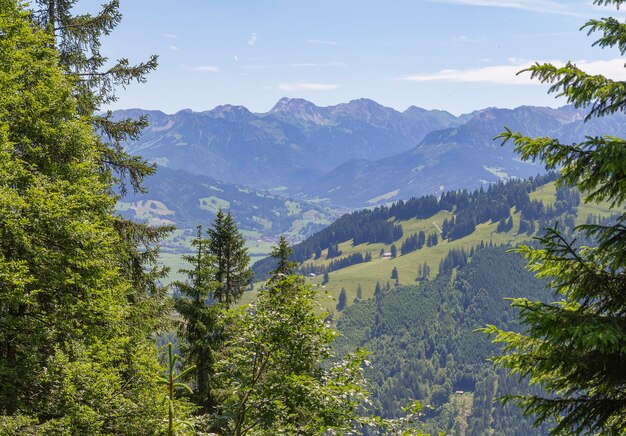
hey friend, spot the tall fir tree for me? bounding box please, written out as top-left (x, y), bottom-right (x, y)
top-left (336, 288), bottom-right (347, 312)
top-left (31, 0), bottom-right (172, 337)
top-left (32, 0), bottom-right (158, 194)
top-left (174, 226), bottom-right (220, 413)
top-left (0, 3), bottom-right (176, 431)
top-left (483, 1), bottom-right (626, 433)
top-left (269, 235), bottom-right (298, 278)
top-left (207, 210), bottom-right (252, 307)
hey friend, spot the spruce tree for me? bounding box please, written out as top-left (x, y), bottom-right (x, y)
top-left (269, 235), bottom-right (298, 278)
top-left (30, 0), bottom-right (172, 337)
top-left (0, 3), bottom-right (174, 431)
top-left (483, 1), bottom-right (626, 433)
top-left (32, 0), bottom-right (158, 194)
top-left (336, 288), bottom-right (347, 311)
top-left (207, 210), bottom-right (252, 307)
top-left (174, 226), bottom-right (220, 413)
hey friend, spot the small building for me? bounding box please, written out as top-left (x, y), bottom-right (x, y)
top-left (307, 273), bottom-right (317, 278)
top-left (380, 252), bottom-right (392, 259)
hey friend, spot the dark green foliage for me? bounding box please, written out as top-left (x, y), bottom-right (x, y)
top-left (323, 271), bottom-right (330, 285)
top-left (401, 231), bottom-right (426, 255)
top-left (0, 3), bottom-right (172, 431)
top-left (270, 236), bottom-right (298, 277)
top-left (484, 2), bottom-right (626, 433)
top-left (391, 267), bottom-right (399, 280)
top-left (438, 247), bottom-right (469, 275)
top-left (426, 231), bottom-right (438, 247)
top-left (252, 173), bottom-right (559, 280)
top-left (326, 243), bottom-right (342, 259)
top-left (335, 246), bottom-right (553, 435)
top-left (174, 226), bottom-right (220, 412)
top-left (207, 210), bottom-right (252, 307)
top-left (496, 216), bottom-right (514, 233)
top-left (337, 288), bottom-right (348, 311)
top-left (390, 244), bottom-right (397, 258)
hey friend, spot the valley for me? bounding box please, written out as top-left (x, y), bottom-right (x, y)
top-left (114, 97), bottom-right (623, 433)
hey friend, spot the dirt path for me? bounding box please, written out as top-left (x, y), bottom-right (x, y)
top-left (432, 221), bottom-right (442, 235)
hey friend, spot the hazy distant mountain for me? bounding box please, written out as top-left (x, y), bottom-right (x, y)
top-left (115, 98), bottom-right (464, 191)
top-left (298, 105), bottom-right (626, 207)
top-left (117, 100), bottom-right (626, 209)
top-left (117, 166), bottom-right (336, 241)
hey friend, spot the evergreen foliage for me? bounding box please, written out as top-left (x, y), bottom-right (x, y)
top-left (174, 226), bottom-right (220, 413)
top-left (483, 2), bottom-right (626, 433)
top-left (207, 210), bottom-right (252, 307)
top-left (337, 288), bottom-right (348, 311)
top-left (335, 246), bottom-right (553, 435)
top-left (0, 2), bottom-right (173, 431)
top-left (32, 0), bottom-right (158, 194)
top-left (269, 236), bottom-right (298, 278)
top-left (252, 173), bottom-right (560, 280)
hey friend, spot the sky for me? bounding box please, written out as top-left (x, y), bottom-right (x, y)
top-left (99, 0), bottom-right (626, 115)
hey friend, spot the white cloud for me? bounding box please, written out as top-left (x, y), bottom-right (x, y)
top-left (306, 39), bottom-right (338, 46)
top-left (248, 33), bottom-right (257, 46)
top-left (287, 62), bottom-right (347, 68)
top-left (397, 58), bottom-right (626, 84)
top-left (428, 0), bottom-right (588, 17)
top-left (163, 33), bottom-right (178, 39)
top-left (277, 81), bottom-right (339, 91)
top-left (234, 55), bottom-right (239, 62)
top-left (168, 44), bottom-right (179, 51)
top-left (187, 65), bottom-right (220, 73)
top-left (445, 35), bottom-right (485, 44)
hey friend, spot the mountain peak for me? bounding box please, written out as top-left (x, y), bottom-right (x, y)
top-left (270, 97), bottom-right (317, 112)
top-left (269, 97), bottom-right (330, 123)
top-left (205, 104), bottom-right (254, 122)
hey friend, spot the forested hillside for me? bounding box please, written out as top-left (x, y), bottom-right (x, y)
top-left (117, 166), bottom-right (336, 242)
top-left (334, 246), bottom-right (553, 435)
top-left (252, 172), bottom-right (617, 294)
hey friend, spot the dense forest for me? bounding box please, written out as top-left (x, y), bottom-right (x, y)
top-left (334, 245), bottom-right (553, 435)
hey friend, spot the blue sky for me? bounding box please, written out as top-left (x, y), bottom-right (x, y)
top-left (100, 0), bottom-right (626, 115)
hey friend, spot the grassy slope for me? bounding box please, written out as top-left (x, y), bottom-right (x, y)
top-left (173, 182), bottom-right (618, 306)
top-left (244, 182), bottom-right (618, 313)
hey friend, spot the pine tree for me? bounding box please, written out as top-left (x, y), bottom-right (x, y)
top-left (390, 244), bottom-right (397, 258)
top-left (32, 0), bottom-right (158, 194)
top-left (483, 2), bottom-right (626, 432)
top-left (0, 3), bottom-right (173, 431)
top-left (174, 226), bottom-right (220, 413)
top-left (269, 236), bottom-right (298, 278)
top-left (336, 288), bottom-right (347, 311)
top-left (207, 210), bottom-right (252, 307)
top-left (422, 261), bottom-right (430, 281)
top-left (391, 267), bottom-right (399, 280)
top-left (323, 271), bottom-right (330, 285)
top-left (355, 283), bottom-right (363, 301)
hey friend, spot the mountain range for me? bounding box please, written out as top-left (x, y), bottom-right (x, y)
top-left (117, 98), bottom-right (626, 213)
